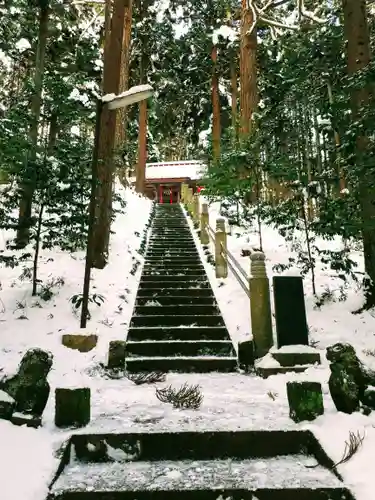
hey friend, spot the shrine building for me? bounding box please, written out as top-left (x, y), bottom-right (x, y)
top-left (129, 160), bottom-right (206, 203)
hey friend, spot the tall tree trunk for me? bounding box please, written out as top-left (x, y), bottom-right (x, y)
top-left (239, 0), bottom-right (258, 138)
top-left (92, 0), bottom-right (128, 269)
top-left (135, 0), bottom-right (148, 197)
top-left (230, 59), bottom-right (238, 140)
top-left (16, 3), bottom-right (50, 247)
top-left (101, 0), bottom-right (112, 78)
top-left (136, 50), bottom-right (148, 194)
top-left (136, 99), bottom-right (147, 193)
top-left (211, 45), bottom-right (221, 161)
top-left (115, 0), bottom-right (133, 153)
top-left (326, 80), bottom-right (346, 194)
top-left (342, 0), bottom-right (375, 307)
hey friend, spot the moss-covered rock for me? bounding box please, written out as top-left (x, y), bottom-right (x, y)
top-left (108, 340), bottom-right (126, 370)
top-left (287, 381), bottom-right (324, 423)
top-left (326, 342), bottom-right (375, 413)
top-left (0, 390), bottom-right (15, 420)
top-left (0, 348), bottom-right (53, 418)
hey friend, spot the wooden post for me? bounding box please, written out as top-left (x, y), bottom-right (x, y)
top-left (200, 203), bottom-right (209, 244)
top-left (215, 217), bottom-right (227, 278)
top-left (249, 251), bottom-right (273, 358)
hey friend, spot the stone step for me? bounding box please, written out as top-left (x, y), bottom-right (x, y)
top-left (151, 227), bottom-right (191, 230)
top-left (130, 314), bottom-right (225, 327)
top-left (152, 221), bottom-right (187, 224)
top-left (145, 257), bottom-right (200, 262)
top-left (50, 429), bottom-right (342, 462)
top-left (146, 250), bottom-right (199, 256)
top-left (135, 296), bottom-right (216, 307)
top-left (142, 270), bottom-right (206, 277)
top-left (144, 258), bottom-right (202, 265)
top-left (148, 237), bottom-right (194, 242)
top-left (143, 263), bottom-right (204, 269)
top-left (138, 280), bottom-right (210, 289)
top-left (145, 256), bottom-right (200, 262)
top-left (148, 238), bottom-right (195, 244)
top-left (49, 428), bottom-right (351, 498)
top-left (125, 355), bottom-right (238, 373)
top-left (140, 275), bottom-right (207, 283)
top-left (146, 247), bottom-right (197, 253)
top-left (134, 304), bottom-right (220, 316)
top-left (126, 340), bottom-right (235, 357)
top-left (49, 460), bottom-right (349, 500)
top-left (147, 245), bottom-right (197, 251)
top-left (136, 288), bottom-right (214, 298)
top-left (151, 221), bottom-right (189, 225)
top-left (127, 326), bottom-right (230, 341)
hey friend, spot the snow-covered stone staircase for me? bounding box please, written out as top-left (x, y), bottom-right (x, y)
top-left (46, 203), bottom-right (355, 500)
top-left (48, 429), bottom-right (355, 499)
top-left (125, 202), bottom-right (238, 373)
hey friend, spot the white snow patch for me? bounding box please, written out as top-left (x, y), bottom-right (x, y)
top-left (15, 38), bottom-right (31, 52)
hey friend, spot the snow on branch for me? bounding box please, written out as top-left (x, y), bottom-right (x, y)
top-left (246, 0), bottom-right (326, 36)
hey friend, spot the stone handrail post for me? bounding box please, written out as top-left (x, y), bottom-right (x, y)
top-left (186, 187), bottom-right (193, 213)
top-left (215, 217), bottom-right (228, 278)
top-left (200, 203), bottom-right (209, 244)
top-left (193, 193), bottom-right (200, 222)
top-left (249, 251), bottom-right (274, 358)
top-left (181, 183), bottom-right (188, 203)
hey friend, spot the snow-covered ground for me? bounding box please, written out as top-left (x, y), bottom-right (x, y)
top-left (0, 190), bottom-right (374, 500)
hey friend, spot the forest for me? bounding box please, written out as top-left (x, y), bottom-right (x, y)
top-left (0, 0), bottom-right (374, 308)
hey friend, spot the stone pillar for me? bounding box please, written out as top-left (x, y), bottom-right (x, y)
top-left (273, 276), bottom-right (309, 347)
top-left (186, 187), bottom-right (193, 214)
top-left (181, 183), bottom-right (188, 203)
top-left (215, 218), bottom-right (228, 278)
top-left (193, 193), bottom-right (200, 222)
top-left (200, 203), bottom-right (209, 244)
top-left (249, 251), bottom-right (273, 358)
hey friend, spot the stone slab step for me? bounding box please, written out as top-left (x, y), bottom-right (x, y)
top-left (147, 245), bottom-right (197, 252)
top-left (49, 457), bottom-right (350, 500)
top-left (125, 355), bottom-right (238, 372)
top-left (135, 296), bottom-right (217, 306)
top-left (145, 253), bottom-right (200, 259)
top-left (143, 262), bottom-right (204, 269)
top-left (136, 288), bottom-right (214, 297)
top-left (144, 257), bottom-right (201, 263)
top-left (147, 246), bottom-right (197, 252)
top-left (151, 227), bottom-right (190, 231)
top-left (152, 221), bottom-right (187, 225)
top-left (134, 304), bottom-right (219, 316)
top-left (130, 314), bottom-right (225, 327)
top-left (148, 235), bottom-right (194, 240)
top-left (51, 429), bottom-right (343, 461)
top-left (146, 248), bottom-right (198, 254)
top-left (148, 239), bottom-right (194, 244)
top-left (138, 280), bottom-right (210, 289)
top-left (150, 226), bottom-right (191, 231)
top-left (140, 275), bottom-right (207, 283)
top-left (126, 340), bottom-right (235, 357)
top-left (127, 326), bottom-right (231, 341)
top-left (142, 269), bottom-right (206, 276)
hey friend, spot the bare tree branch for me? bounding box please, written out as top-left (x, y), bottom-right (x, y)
top-left (246, 0), bottom-right (326, 36)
